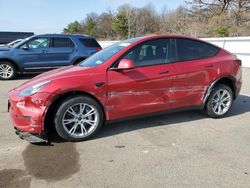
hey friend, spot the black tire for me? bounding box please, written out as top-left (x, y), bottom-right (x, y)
top-left (206, 84), bottom-right (233, 118)
top-left (0, 61), bottom-right (17, 80)
top-left (54, 95), bottom-right (104, 141)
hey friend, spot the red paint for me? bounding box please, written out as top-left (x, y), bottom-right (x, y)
top-left (107, 63), bottom-right (175, 119)
top-left (8, 35), bottom-right (242, 135)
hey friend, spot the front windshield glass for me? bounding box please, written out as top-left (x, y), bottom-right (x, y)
top-left (79, 37), bottom-right (143, 67)
top-left (12, 36), bottom-right (31, 48)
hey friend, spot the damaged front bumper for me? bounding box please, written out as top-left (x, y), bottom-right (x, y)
top-left (8, 89), bottom-right (55, 143)
top-left (15, 128), bottom-right (48, 143)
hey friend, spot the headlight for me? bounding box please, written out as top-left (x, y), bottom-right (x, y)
top-left (19, 80), bottom-right (51, 97)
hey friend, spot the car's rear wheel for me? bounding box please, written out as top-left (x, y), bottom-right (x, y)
top-left (0, 61), bottom-right (17, 80)
top-left (206, 84), bottom-right (233, 118)
top-left (54, 95), bottom-right (104, 141)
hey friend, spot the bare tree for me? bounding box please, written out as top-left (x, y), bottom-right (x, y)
top-left (97, 10), bottom-right (114, 39)
top-left (63, 1), bottom-right (250, 39)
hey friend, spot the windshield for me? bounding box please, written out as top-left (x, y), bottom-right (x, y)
top-left (12, 36), bottom-right (32, 48)
top-left (79, 37), bottom-right (143, 67)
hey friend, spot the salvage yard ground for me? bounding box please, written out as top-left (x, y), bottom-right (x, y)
top-left (0, 68), bottom-right (250, 188)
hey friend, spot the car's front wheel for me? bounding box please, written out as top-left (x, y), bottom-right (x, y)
top-left (206, 84), bottom-right (233, 118)
top-left (54, 95), bottom-right (104, 141)
top-left (0, 61), bottom-right (17, 80)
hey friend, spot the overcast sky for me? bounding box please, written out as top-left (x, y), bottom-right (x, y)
top-left (0, 0), bottom-right (183, 34)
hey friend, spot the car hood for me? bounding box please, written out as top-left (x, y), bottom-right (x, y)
top-left (13, 65), bottom-right (92, 91)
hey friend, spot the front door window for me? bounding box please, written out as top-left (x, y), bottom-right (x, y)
top-left (23, 38), bottom-right (50, 49)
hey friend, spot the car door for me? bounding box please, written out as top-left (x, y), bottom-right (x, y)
top-left (106, 38), bottom-right (176, 120)
top-left (45, 37), bottom-right (75, 67)
top-left (170, 38), bottom-right (219, 109)
top-left (18, 37), bottom-right (51, 70)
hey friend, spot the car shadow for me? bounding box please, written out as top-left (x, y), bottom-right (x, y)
top-left (48, 94), bottom-right (250, 144)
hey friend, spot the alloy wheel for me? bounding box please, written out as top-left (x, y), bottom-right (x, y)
top-left (0, 64), bottom-right (13, 79)
top-left (62, 103), bottom-right (99, 138)
top-left (211, 89), bottom-right (232, 115)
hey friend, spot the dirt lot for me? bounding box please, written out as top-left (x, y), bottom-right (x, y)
top-left (0, 69), bottom-right (250, 188)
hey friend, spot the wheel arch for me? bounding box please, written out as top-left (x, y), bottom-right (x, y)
top-left (0, 58), bottom-right (20, 72)
top-left (43, 90), bottom-right (106, 132)
top-left (203, 76), bottom-right (236, 105)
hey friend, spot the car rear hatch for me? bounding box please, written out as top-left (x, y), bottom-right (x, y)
top-left (79, 38), bottom-right (102, 55)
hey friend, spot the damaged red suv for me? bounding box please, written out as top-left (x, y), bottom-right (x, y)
top-left (8, 35), bottom-right (242, 143)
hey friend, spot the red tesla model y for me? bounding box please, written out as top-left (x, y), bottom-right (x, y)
top-left (8, 35), bottom-right (242, 143)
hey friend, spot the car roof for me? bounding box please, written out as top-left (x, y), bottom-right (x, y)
top-left (33, 34), bottom-right (95, 39)
top-left (133, 34), bottom-right (220, 49)
top-left (137, 34), bottom-right (215, 44)
top-left (138, 34), bottom-right (203, 41)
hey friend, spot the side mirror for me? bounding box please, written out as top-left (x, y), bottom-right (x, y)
top-left (111, 59), bottom-right (135, 71)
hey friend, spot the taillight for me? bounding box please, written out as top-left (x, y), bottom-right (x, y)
top-left (236, 59), bottom-right (242, 66)
top-left (96, 47), bottom-right (102, 52)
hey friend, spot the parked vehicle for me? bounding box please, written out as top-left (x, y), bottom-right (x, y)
top-left (8, 35), bottom-right (242, 143)
top-left (0, 39), bottom-right (23, 48)
top-left (0, 31), bottom-right (33, 45)
top-left (0, 34), bottom-right (102, 80)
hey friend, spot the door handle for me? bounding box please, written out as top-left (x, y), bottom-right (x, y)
top-left (42, 50), bottom-right (48, 53)
top-left (159, 70), bottom-right (169, 74)
top-left (205, 64), bottom-right (214, 68)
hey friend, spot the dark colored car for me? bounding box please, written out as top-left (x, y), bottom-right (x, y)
top-left (8, 35), bottom-right (242, 143)
top-left (0, 34), bottom-right (102, 80)
top-left (0, 31), bottom-right (33, 45)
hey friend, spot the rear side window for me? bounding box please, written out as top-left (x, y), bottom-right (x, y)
top-left (176, 38), bottom-right (219, 61)
top-left (80, 38), bottom-right (101, 48)
top-left (51, 37), bottom-right (74, 48)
